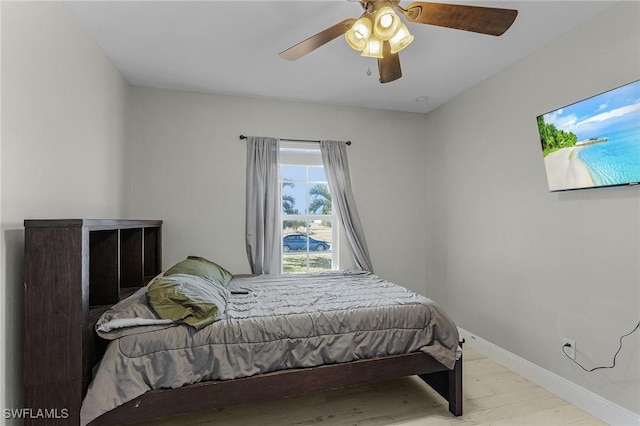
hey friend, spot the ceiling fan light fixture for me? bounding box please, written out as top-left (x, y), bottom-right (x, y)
top-left (345, 17), bottom-right (372, 51)
top-left (373, 6), bottom-right (400, 40)
top-left (360, 35), bottom-right (383, 58)
top-left (279, 1), bottom-right (519, 84)
top-left (389, 22), bottom-right (414, 54)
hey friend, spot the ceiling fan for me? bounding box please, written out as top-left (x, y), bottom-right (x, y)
top-left (279, 1), bottom-right (518, 83)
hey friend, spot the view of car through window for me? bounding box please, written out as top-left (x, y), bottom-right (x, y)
top-left (280, 147), bottom-right (336, 274)
top-left (283, 233), bottom-right (330, 252)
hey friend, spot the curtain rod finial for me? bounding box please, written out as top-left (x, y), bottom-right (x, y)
top-left (239, 135), bottom-right (247, 140)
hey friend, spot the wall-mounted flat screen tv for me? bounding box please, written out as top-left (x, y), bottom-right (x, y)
top-left (536, 79), bottom-right (640, 192)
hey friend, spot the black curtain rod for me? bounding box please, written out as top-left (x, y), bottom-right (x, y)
top-left (239, 135), bottom-right (351, 146)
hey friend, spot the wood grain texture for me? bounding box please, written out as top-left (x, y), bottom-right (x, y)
top-left (129, 348), bottom-right (604, 426)
top-left (405, 2), bottom-right (517, 36)
top-left (279, 18), bottom-right (356, 60)
top-left (378, 41), bottom-right (402, 83)
top-left (24, 226), bottom-right (85, 385)
top-left (24, 380), bottom-right (82, 425)
top-left (89, 230), bottom-right (119, 305)
top-left (120, 228), bottom-right (143, 288)
top-left (90, 352), bottom-right (460, 425)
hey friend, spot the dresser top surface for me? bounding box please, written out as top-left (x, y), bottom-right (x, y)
top-left (24, 219), bottom-right (162, 230)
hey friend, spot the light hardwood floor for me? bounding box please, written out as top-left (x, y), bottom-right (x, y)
top-left (135, 348), bottom-right (604, 425)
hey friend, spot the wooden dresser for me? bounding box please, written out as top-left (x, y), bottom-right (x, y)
top-left (23, 219), bottom-right (162, 425)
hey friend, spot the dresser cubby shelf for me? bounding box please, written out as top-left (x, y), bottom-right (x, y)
top-left (24, 219), bottom-right (162, 425)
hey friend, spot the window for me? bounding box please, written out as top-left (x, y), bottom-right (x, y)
top-left (280, 143), bottom-right (337, 274)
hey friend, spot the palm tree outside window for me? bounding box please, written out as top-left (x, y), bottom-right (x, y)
top-left (280, 143), bottom-right (337, 274)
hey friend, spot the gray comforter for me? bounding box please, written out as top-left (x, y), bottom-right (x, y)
top-left (80, 271), bottom-right (459, 425)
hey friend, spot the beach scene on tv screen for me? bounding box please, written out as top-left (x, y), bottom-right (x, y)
top-left (537, 80), bottom-right (640, 191)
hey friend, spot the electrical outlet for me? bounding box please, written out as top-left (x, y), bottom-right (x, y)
top-left (563, 338), bottom-right (576, 359)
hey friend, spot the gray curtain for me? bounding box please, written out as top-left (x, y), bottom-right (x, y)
top-left (245, 136), bottom-right (281, 274)
top-left (320, 140), bottom-right (374, 272)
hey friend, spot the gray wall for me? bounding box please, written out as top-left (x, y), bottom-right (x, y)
top-left (128, 87), bottom-right (431, 294)
top-left (1, 1), bottom-right (130, 417)
top-left (424, 2), bottom-right (639, 413)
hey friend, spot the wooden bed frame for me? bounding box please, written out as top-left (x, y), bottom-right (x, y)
top-left (23, 219), bottom-right (462, 426)
top-left (91, 351), bottom-right (462, 425)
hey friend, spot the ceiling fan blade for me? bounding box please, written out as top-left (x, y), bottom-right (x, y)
top-left (403, 2), bottom-right (517, 36)
top-left (378, 42), bottom-right (402, 83)
top-left (280, 18), bottom-right (357, 60)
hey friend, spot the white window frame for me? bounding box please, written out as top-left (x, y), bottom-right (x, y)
top-left (279, 142), bottom-right (338, 274)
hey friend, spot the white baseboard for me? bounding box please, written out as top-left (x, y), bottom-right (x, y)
top-left (458, 328), bottom-right (640, 426)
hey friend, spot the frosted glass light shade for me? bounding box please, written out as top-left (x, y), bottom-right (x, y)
top-left (360, 35), bottom-right (383, 58)
top-left (345, 17), bottom-right (373, 51)
top-left (389, 22), bottom-right (414, 53)
top-left (373, 7), bottom-right (400, 40)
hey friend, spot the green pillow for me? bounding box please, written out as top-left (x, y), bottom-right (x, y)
top-left (165, 256), bottom-right (233, 287)
top-left (146, 273), bottom-right (230, 330)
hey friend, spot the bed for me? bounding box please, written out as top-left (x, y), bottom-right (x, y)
top-left (81, 257), bottom-right (462, 425)
top-left (23, 220), bottom-right (462, 426)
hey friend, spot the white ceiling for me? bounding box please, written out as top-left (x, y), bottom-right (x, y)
top-left (68, 1), bottom-right (617, 114)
